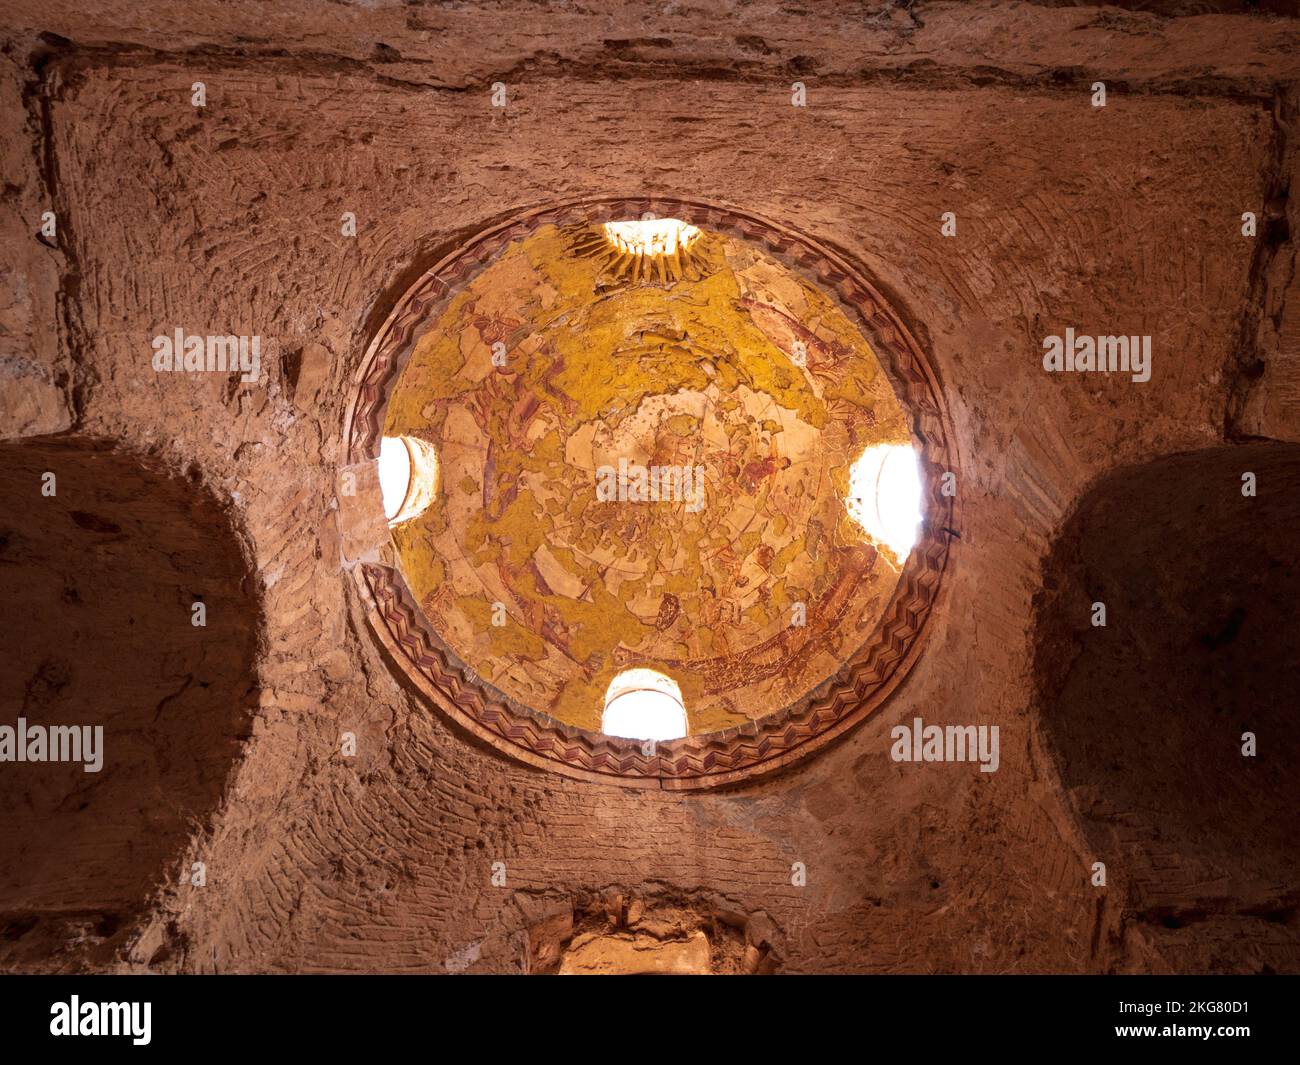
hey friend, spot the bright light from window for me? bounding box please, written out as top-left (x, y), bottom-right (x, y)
top-left (379, 435), bottom-right (439, 525)
top-left (847, 443), bottom-right (923, 562)
top-left (379, 437), bottom-right (411, 521)
top-left (601, 668), bottom-right (688, 740)
top-left (603, 219), bottom-right (701, 258)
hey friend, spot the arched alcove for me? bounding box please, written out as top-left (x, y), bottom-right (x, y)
top-left (0, 439), bottom-right (261, 967)
top-left (1033, 442), bottom-right (1300, 968)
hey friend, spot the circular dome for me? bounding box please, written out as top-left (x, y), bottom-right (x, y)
top-left (344, 198), bottom-right (954, 787)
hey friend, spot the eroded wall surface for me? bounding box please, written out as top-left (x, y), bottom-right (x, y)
top-left (0, 1), bottom-right (1296, 973)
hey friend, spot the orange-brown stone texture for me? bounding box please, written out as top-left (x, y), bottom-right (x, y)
top-left (0, 1), bottom-right (1297, 973)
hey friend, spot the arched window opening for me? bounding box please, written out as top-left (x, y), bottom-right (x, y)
top-left (602, 218), bottom-right (701, 258)
top-left (379, 435), bottom-right (439, 525)
top-left (601, 668), bottom-right (688, 740)
top-left (847, 443), bottom-right (923, 563)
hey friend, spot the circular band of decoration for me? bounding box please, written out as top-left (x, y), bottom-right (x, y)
top-left (342, 197), bottom-right (956, 789)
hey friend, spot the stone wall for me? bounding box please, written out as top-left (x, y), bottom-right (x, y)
top-left (0, 1), bottom-right (1296, 973)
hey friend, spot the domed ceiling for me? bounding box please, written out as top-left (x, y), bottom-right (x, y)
top-left (381, 220), bottom-right (912, 734)
top-left (346, 198), bottom-right (953, 786)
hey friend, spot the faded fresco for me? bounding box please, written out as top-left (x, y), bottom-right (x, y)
top-left (385, 223), bottom-right (911, 732)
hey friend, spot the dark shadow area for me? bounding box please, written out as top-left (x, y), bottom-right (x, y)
top-left (1034, 442), bottom-right (1300, 971)
top-left (0, 438), bottom-right (260, 969)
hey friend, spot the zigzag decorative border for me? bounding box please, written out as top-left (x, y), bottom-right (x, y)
top-left (343, 197), bottom-right (956, 789)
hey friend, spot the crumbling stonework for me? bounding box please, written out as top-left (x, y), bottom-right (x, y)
top-left (0, 1), bottom-right (1296, 974)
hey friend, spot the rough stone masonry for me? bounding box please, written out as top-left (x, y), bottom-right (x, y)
top-left (0, 1), bottom-right (1297, 975)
